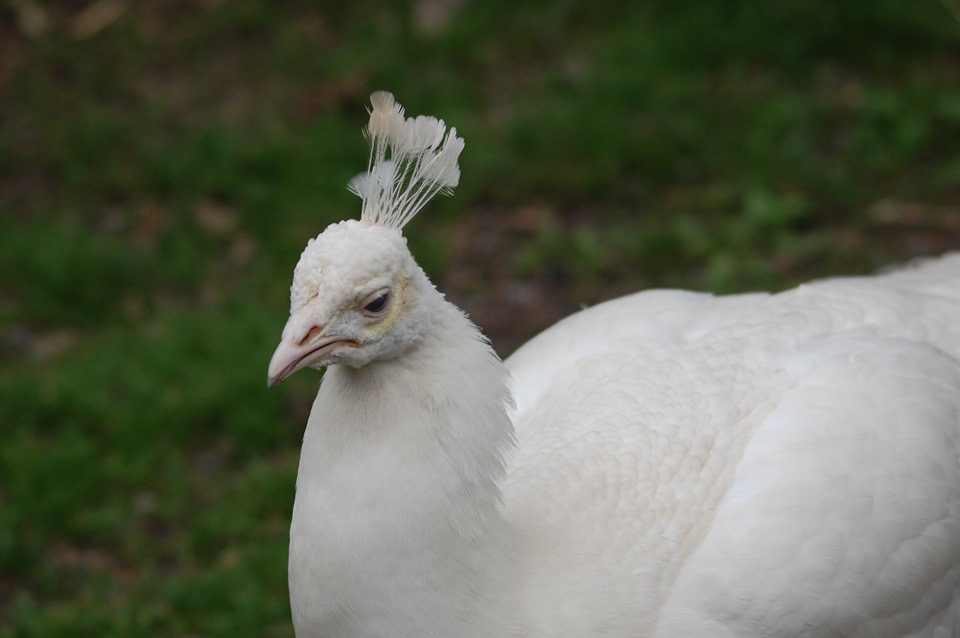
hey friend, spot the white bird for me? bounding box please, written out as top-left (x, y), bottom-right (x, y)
top-left (267, 92), bottom-right (960, 637)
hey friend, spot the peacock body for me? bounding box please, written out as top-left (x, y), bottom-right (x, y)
top-left (268, 92), bottom-right (960, 637)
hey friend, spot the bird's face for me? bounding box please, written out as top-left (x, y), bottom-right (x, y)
top-left (267, 220), bottom-right (430, 386)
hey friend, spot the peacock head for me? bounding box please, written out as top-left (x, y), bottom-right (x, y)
top-left (267, 92), bottom-right (464, 387)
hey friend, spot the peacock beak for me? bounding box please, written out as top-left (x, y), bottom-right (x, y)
top-left (267, 337), bottom-right (309, 388)
top-left (267, 313), bottom-right (358, 387)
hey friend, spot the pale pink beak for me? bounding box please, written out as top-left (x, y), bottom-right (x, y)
top-left (266, 313), bottom-right (354, 387)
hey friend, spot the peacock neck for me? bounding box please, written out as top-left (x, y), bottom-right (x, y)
top-left (290, 297), bottom-right (521, 636)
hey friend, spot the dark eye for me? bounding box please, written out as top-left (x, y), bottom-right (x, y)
top-left (363, 292), bottom-right (390, 314)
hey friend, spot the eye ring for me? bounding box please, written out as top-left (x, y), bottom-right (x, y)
top-left (361, 290), bottom-right (390, 316)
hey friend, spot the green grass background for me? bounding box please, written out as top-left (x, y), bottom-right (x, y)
top-left (2, 1), bottom-right (959, 635)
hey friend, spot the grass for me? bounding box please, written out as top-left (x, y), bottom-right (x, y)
top-left (1, 1), bottom-right (959, 635)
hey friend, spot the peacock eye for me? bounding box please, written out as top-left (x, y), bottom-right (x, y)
top-left (362, 291), bottom-right (390, 315)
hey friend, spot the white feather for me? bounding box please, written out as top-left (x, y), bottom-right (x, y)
top-left (349, 91), bottom-right (463, 230)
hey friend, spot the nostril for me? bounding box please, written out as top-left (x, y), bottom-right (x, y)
top-left (297, 324), bottom-right (324, 347)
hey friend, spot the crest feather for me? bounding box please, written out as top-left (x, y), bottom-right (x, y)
top-left (348, 92), bottom-right (464, 230)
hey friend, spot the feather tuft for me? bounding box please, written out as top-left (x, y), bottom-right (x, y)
top-left (350, 92), bottom-right (464, 230)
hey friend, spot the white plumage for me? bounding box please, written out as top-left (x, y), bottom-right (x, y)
top-left (267, 93), bottom-right (960, 637)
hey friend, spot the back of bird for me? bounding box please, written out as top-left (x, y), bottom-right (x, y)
top-left (502, 252), bottom-right (960, 637)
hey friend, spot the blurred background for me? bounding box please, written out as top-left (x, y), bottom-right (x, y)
top-left (1, 1), bottom-right (959, 635)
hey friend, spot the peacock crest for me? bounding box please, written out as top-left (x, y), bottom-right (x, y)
top-left (348, 91), bottom-right (465, 230)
